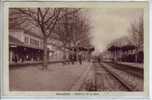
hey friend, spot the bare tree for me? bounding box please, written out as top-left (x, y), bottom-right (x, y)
top-left (129, 15), bottom-right (143, 62)
top-left (9, 8), bottom-right (80, 70)
top-left (52, 8), bottom-right (91, 61)
top-left (53, 9), bottom-right (91, 49)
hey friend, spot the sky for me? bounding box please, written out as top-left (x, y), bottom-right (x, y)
top-left (86, 8), bottom-right (143, 53)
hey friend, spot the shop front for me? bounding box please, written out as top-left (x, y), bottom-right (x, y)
top-left (9, 35), bottom-right (44, 64)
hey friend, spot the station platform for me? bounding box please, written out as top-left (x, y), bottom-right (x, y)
top-left (117, 61), bottom-right (143, 69)
top-left (9, 61), bottom-right (93, 91)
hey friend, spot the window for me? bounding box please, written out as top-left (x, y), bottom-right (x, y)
top-left (37, 41), bottom-right (40, 47)
top-left (30, 38), bottom-right (41, 47)
top-left (30, 38), bottom-right (34, 45)
top-left (24, 36), bottom-right (29, 44)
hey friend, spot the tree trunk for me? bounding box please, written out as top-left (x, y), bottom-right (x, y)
top-left (135, 48), bottom-right (138, 63)
top-left (43, 38), bottom-right (48, 70)
top-left (114, 50), bottom-right (117, 62)
top-left (62, 45), bottom-right (66, 65)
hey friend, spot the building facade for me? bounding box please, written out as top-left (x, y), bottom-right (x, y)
top-left (9, 29), bottom-right (46, 64)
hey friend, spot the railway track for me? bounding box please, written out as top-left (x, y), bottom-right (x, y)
top-left (93, 62), bottom-right (143, 91)
top-left (106, 62), bottom-right (143, 78)
top-left (94, 63), bottom-right (130, 91)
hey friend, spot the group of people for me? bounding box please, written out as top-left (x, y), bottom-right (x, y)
top-left (11, 54), bottom-right (42, 63)
top-left (63, 51), bottom-right (83, 65)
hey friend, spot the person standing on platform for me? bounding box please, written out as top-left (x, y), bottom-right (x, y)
top-left (78, 52), bottom-right (82, 64)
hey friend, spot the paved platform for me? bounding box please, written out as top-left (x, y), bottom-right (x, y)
top-left (117, 62), bottom-right (143, 69)
top-left (9, 60), bottom-right (66, 67)
top-left (9, 62), bottom-right (92, 91)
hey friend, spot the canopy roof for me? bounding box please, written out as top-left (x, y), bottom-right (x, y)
top-left (68, 46), bottom-right (95, 52)
top-left (108, 44), bottom-right (136, 52)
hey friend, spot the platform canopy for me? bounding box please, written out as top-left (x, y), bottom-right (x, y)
top-left (68, 46), bottom-right (95, 52)
top-left (107, 44), bottom-right (136, 52)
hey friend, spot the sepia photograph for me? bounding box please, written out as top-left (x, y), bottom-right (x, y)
top-left (8, 5), bottom-right (146, 92)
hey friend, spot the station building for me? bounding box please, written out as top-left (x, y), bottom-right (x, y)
top-left (101, 36), bottom-right (143, 63)
top-left (9, 29), bottom-right (48, 63)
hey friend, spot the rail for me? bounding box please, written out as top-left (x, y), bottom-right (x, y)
top-left (101, 63), bottom-right (135, 91)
